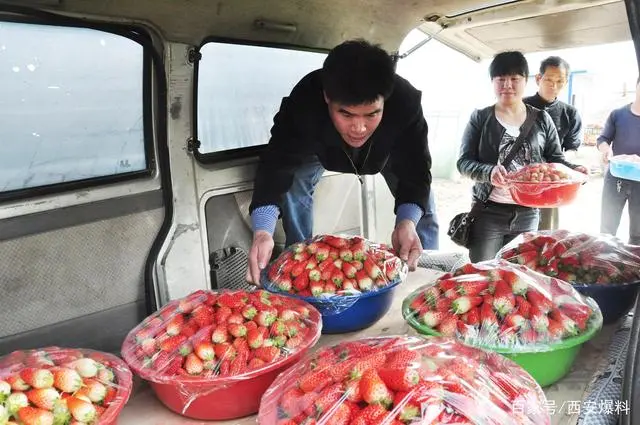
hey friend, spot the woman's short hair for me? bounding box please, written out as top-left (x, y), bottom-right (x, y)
top-left (489, 51), bottom-right (529, 79)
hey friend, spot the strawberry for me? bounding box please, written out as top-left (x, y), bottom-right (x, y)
top-left (461, 307), bottom-right (480, 326)
top-left (248, 357), bottom-right (266, 370)
top-left (6, 392), bottom-right (29, 415)
top-left (310, 280), bottom-right (324, 296)
top-left (253, 346), bottom-right (280, 363)
top-left (342, 279), bottom-right (357, 292)
top-left (293, 273), bottom-right (310, 292)
top-left (241, 304), bottom-right (257, 320)
top-left (350, 404), bottom-right (388, 425)
top-left (480, 302), bottom-right (498, 327)
top-left (190, 305), bottom-right (215, 328)
top-left (228, 323), bottom-right (247, 338)
top-left (305, 258), bottom-right (318, 269)
top-left (285, 335), bottom-right (304, 349)
top-left (384, 260), bottom-right (400, 281)
top-left (356, 270), bottom-right (373, 291)
top-left (359, 369), bottom-right (392, 407)
top-left (549, 308), bottom-right (579, 336)
top-left (520, 327), bottom-right (539, 344)
top-left (331, 270), bottom-right (345, 287)
top-left (103, 386), bottom-right (118, 407)
top-left (213, 343), bottom-right (236, 361)
top-left (66, 396), bottom-right (96, 423)
top-left (547, 319), bottom-right (566, 339)
top-left (215, 306), bottom-right (232, 324)
top-left (211, 324), bottom-right (229, 344)
top-left (526, 289), bottom-right (554, 314)
top-left (323, 235), bottom-right (349, 249)
top-left (245, 320), bottom-right (258, 332)
top-left (194, 341), bottom-right (215, 361)
top-left (324, 282), bottom-right (338, 294)
top-left (316, 245), bottom-right (330, 262)
top-left (456, 280), bottom-right (489, 296)
top-left (298, 370), bottom-right (333, 393)
top-left (515, 296), bottom-right (532, 319)
top-left (559, 303), bottom-right (591, 330)
top-left (339, 248), bottom-right (354, 262)
top-left (421, 311), bottom-right (444, 330)
top-left (17, 406), bottom-right (54, 425)
top-left (20, 368), bottom-right (54, 389)
top-left (436, 315), bottom-right (458, 336)
top-left (492, 292), bottom-right (515, 316)
top-left (82, 379), bottom-right (107, 403)
top-left (184, 353), bottom-right (204, 375)
top-left (347, 353), bottom-right (387, 380)
top-left (344, 379), bottom-right (363, 402)
top-left (384, 349), bottom-right (421, 369)
top-left (363, 257), bottom-right (382, 279)
top-left (230, 353), bottom-right (248, 375)
top-left (350, 260), bottom-right (364, 271)
top-left (530, 306), bottom-right (550, 333)
top-left (165, 315), bottom-right (185, 336)
top-left (378, 367), bottom-right (419, 391)
top-left (217, 292), bottom-right (246, 309)
top-left (158, 334), bottom-right (187, 352)
top-left (26, 388), bottom-right (60, 410)
top-left (450, 295), bottom-right (482, 315)
top-left (247, 328), bottom-right (266, 349)
top-left (434, 297), bottom-right (451, 312)
top-left (333, 259), bottom-right (343, 269)
top-left (351, 242), bottom-right (366, 261)
top-left (503, 313), bottom-right (527, 331)
top-left (227, 313), bottom-right (244, 325)
top-left (322, 402), bottom-right (351, 425)
top-left (314, 383), bottom-right (344, 415)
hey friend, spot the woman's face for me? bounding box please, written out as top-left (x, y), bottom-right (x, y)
top-left (492, 74), bottom-right (527, 106)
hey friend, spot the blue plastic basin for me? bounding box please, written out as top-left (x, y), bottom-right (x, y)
top-left (609, 158), bottom-right (640, 182)
top-left (261, 269), bottom-right (401, 334)
top-left (572, 281), bottom-right (640, 324)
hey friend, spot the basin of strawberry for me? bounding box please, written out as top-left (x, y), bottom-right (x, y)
top-left (497, 229), bottom-right (640, 323)
top-left (121, 289), bottom-right (322, 420)
top-left (0, 347), bottom-right (132, 425)
top-left (402, 260), bottom-right (603, 387)
top-left (257, 335), bottom-right (550, 425)
top-left (261, 234), bottom-right (408, 333)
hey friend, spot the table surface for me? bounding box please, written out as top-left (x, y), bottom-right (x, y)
top-left (117, 267), bottom-right (618, 425)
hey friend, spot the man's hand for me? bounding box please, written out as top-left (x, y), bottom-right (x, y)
top-left (598, 143), bottom-right (612, 165)
top-left (392, 220), bottom-right (422, 271)
top-left (490, 165), bottom-right (509, 188)
top-left (245, 230), bottom-right (275, 286)
top-left (574, 165), bottom-right (589, 175)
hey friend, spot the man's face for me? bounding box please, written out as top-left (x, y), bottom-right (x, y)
top-left (325, 95), bottom-right (384, 148)
top-left (535, 66), bottom-right (568, 102)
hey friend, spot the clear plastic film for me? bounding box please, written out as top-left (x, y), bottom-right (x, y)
top-left (504, 163), bottom-right (588, 207)
top-left (0, 347), bottom-right (132, 425)
top-left (260, 234), bottom-right (408, 315)
top-left (403, 260), bottom-right (603, 353)
top-left (120, 289), bottom-right (322, 415)
top-left (257, 335), bottom-right (551, 425)
top-left (496, 229), bottom-right (640, 285)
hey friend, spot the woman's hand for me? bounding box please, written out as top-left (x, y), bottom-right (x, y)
top-left (574, 165), bottom-right (589, 175)
top-left (490, 165), bottom-right (509, 188)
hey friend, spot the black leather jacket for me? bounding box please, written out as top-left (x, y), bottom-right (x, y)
top-left (457, 104), bottom-right (577, 203)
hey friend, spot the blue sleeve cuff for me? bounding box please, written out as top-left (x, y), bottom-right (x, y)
top-left (251, 205), bottom-right (279, 235)
top-left (395, 203), bottom-right (424, 227)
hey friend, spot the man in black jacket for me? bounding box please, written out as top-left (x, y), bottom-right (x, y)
top-left (524, 56), bottom-right (583, 230)
top-left (245, 39), bottom-right (435, 284)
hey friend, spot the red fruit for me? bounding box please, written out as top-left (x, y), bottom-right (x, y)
top-left (20, 368), bottom-right (54, 389)
top-left (310, 281), bottom-right (324, 296)
top-left (421, 311), bottom-right (444, 328)
top-left (359, 369), bottom-right (392, 407)
top-left (227, 313), bottom-right (244, 325)
top-left (298, 370), bottom-right (333, 393)
top-left (245, 320), bottom-right (258, 332)
top-left (228, 323), bottom-right (247, 338)
top-left (437, 315), bottom-right (458, 336)
top-left (363, 257), bottom-right (382, 279)
top-left (385, 349), bottom-right (422, 369)
top-left (215, 306), bottom-right (232, 324)
top-left (316, 245), bottom-right (330, 262)
top-left (291, 262), bottom-right (306, 278)
top-left (339, 248), bottom-right (354, 262)
top-left (462, 307), bottom-right (480, 326)
top-left (53, 368), bottom-right (83, 393)
top-left (549, 308), bottom-right (579, 335)
top-left (26, 388), bottom-right (60, 410)
top-left (248, 357), bottom-right (266, 370)
top-left (547, 319), bottom-right (566, 339)
top-left (190, 305), bottom-right (215, 328)
top-left (324, 282), bottom-right (338, 294)
top-left (559, 303), bottom-right (591, 330)
top-left (213, 343), bottom-right (236, 361)
top-left (217, 292), bottom-right (246, 309)
top-left (322, 402), bottom-right (351, 425)
top-left (285, 335), bottom-right (304, 349)
top-left (526, 289), bottom-right (554, 314)
top-left (350, 404), bottom-right (388, 425)
top-left (322, 235), bottom-right (349, 249)
top-left (344, 379), bottom-right (362, 402)
top-left (211, 324), bottom-right (229, 344)
top-left (66, 396), bottom-right (97, 423)
top-left (159, 335), bottom-right (187, 352)
top-left (16, 406), bottom-right (54, 425)
top-left (480, 302), bottom-right (498, 327)
top-left (314, 383), bottom-right (344, 415)
top-left (434, 298), bottom-right (452, 312)
top-left (492, 292), bottom-right (515, 316)
top-left (350, 260), bottom-right (364, 271)
top-left (515, 296), bottom-right (532, 319)
top-left (378, 367), bottom-right (419, 391)
top-left (253, 346), bottom-right (280, 363)
top-left (456, 280), bottom-right (489, 296)
top-left (331, 270), bottom-right (345, 286)
top-left (184, 353), bottom-right (204, 375)
top-left (165, 315), bottom-right (185, 336)
top-left (230, 353), bottom-right (248, 375)
top-left (241, 304), bottom-right (257, 320)
top-left (194, 341), bottom-right (215, 361)
top-left (450, 295), bottom-right (483, 315)
top-left (247, 327), bottom-right (266, 349)
top-left (293, 273), bottom-right (310, 292)
top-left (356, 270), bottom-right (373, 291)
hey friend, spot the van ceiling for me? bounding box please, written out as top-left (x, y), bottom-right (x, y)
top-left (6, 0), bottom-right (631, 60)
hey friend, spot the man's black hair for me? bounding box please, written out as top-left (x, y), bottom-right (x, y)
top-left (489, 51), bottom-right (529, 79)
top-left (322, 39), bottom-right (395, 105)
top-left (539, 56), bottom-right (571, 75)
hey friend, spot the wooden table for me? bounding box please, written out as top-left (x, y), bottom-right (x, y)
top-left (118, 267), bottom-right (617, 425)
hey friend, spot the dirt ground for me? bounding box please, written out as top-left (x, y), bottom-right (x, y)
top-left (433, 148), bottom-right (632, 252)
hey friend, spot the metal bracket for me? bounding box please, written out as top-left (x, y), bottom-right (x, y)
top-left (187, 48), bottom-right (202, 64)
top-left (186, 137), bottom-right (201, 154)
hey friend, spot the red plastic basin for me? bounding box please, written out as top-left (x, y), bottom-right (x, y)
top-left (148, 347), bottom-right (309, 420)
top-left (509, 182), bottom-right (581, 208)
top-left (122, 292), bottom-right (322, 421)
top-left (0, 347), bottom-right (133, 425)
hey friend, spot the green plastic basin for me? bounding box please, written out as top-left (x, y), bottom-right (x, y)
top-left (402, 290), bottom-right (603, 387)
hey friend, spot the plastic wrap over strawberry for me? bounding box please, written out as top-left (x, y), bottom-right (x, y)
top-left (258, 335), bottom-right (551, 425)
top-left (403, 260), bottom-right (603, 352)
top-left (261, 234), bottom-right (408, 315)
top-left (497, 229), bottom-right (640, 285)
top-left (0, 347), bottom-right (132, 425)
top-left (120, 289), bottom-right (321, 418)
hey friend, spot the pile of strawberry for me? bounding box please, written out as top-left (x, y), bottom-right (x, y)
top-left (122, 290), bottom-right (321, 380)
top-left (258, 336), bottom-right (550, 425)
top-left (508, 163), bottom-right (573, 183)
top-left (498, 230), bottom-right (640, 285)
top-left (405, 260), bottom-right (599, 348)
top-left (0, 348), bottom-right (130, 425)
top-left (264, 235), bottom-right (406, 297)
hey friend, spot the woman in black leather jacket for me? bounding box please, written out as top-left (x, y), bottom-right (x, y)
top-left (457, 51), bottom-right (588, 262)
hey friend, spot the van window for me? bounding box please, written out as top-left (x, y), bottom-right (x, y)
top-left (0, 21), bottom-right (147, 195)
top-left (196, 42), bottom-right (326, 155)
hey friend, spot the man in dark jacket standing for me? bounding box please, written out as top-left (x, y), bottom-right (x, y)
top-left (245, 39), bottom-right (434, 284)
top-left (524, 56), bottom-right (583, 230)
